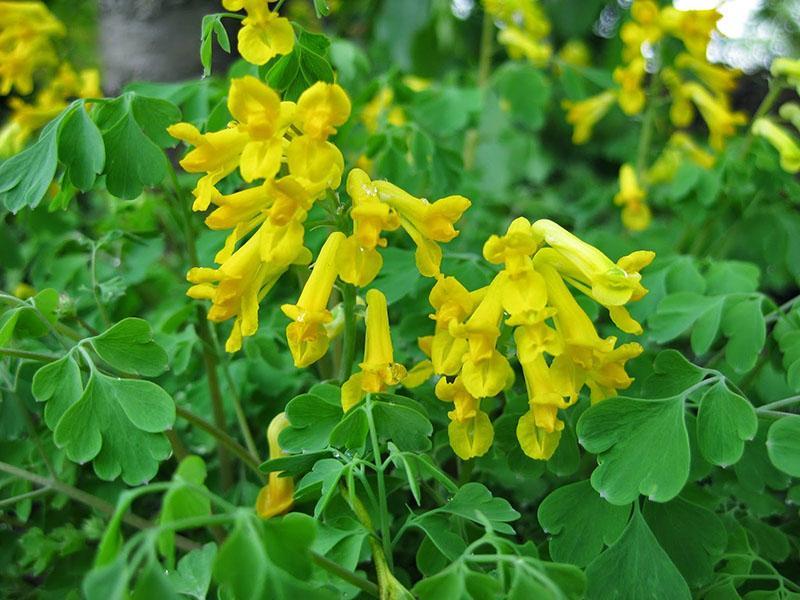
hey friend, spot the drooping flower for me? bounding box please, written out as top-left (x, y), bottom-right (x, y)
top-left (428, 276), bottom-right (474, 376)
top-left (341, 289), bottom-right (407, 411)
top-left (223, 0), bottom-right (294, 66)
top-left (256, 412), bottom-right (295, 518)
top-left (562, 91), bottom-right (616, 145)
top-left (436, 377), bottom-right (494, 460)
top-left (614, 57), bottom-right (647, 116)
top-left (752, 117), bottom-right (800, 174)
top-left (613, 163), bottom-right (651, 232)
top-left (294, 81), bottom-right (351, 140)
top-left (281, 231), bottom-right (345, 368)
top-left (682, 81), bottom-right (746, 151)
top-left (772, 57), bottom-right (800, 94)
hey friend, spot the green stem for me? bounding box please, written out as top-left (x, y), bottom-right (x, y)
top-left (310, 552), bottom-right (379, 598)
top-left (90, 243), bottom-right (111, 328)
top-left (0, 460), bottom-right (196, 551)
top-left (635, 72), bottom-right (662, 176)
top-left (0, 348), bottom-right (59, 362)
top-left (364, 394), bottom-right (393, 570)
top-left (758, 395), bottom-right (800, 413)
top-left (339, 283), bottom-right (357, 382)
top-left (0, 486), bottom-right (52, 508)
top-left (175, 406), bottom-right (266, 482)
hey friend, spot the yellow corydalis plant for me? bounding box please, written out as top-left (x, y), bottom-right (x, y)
top-left (483, 0), bottom-right (552, 67)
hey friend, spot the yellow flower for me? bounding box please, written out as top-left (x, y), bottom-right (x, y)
top-left (752, 118), bottom-right (800, 174)
top-left (281, 232), bottom-right (344, 368)
top-left (670, 132), bottom-right (716, 169)
top-left (531, 219), bottom-right (654, 307)
top-left (620, 0), bottom-right (663, 62)
top-left (660, 68), bottom-right (694, 128)
top-left (779, 103), bottom-right (800, 132)
top-left (228, 76), bottom-right (295, 182)
top-left (295, 81), bottom-right (351, 140)
top-left (436, 377), bottom-right (494, 460)
top-left (772, 57), bottom-right (800, 94)
top-left (224, 0), bottom-right (294, 66)
top-left (428, 276), bottom-right (474, 376)
top-left (562, 90), bottom-right (616, 145)
top-left (372, 179), bottom-right (471, 278)
top-left (256, 412), bottom-right (295, 518)
top-left (286, 135), bottom-right (345, 196)
top-left (660, 6), bottom-right (720, 58)
top-left (341, 289), bottom-right (407, 411)
top-left (682, 82), bottom-right (747, 150)
top-left (613, 163), bottom-right (650, 232)
top-left (167, 122), bottom-right (249, 211)
top-left (497, 26), bottom-right (552, 67)
top-left (187, 221), bottom-right (307, 352)
top-left (516, 407), bottom-right (562, 460)
top-left (336, 169), bottom-right (400, 286)
top-left (674, 53), bottom-right (739, 97)
top-left (557, 39), bottom-right (590, 68)
top-left (613, 58), bottom-right (646, 116)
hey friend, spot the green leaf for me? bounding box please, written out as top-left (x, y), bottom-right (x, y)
top-left (89, 318), bottom-right (168, 376)
top-left (721, 298), bottom-right (766, 373)
top-left (766, 415), bottom-right (800, 477)
top-left (492, 63), bottom-right (551, 130)
top-left (372, 394), bottom-right (433, 452)
top-left (643, 497), bottom-right (727, 587)
top-left (94, 94), bottom-right (180, 199)
top-left (329, 405), bottom-right (368, 450)
top-left (158, 456), bottom-right (212, 566)
top-left (578, 396), bottom-right (690, 504)
top-left (213, 515), bottom-right (268, 599)
top-left (281, 385), bottom-right (343, 453)
top-left (131, 555), bottom-right (180, 600)
top-left (58, 104), bottom-right (105, 191)
top-left (200, 14), bottom-right (231, 77)
top-left (585, 509), bottom-right (690, 600)
top-left (414, 561), bottom-right (466, 599)
top-left (32, 354), bottom-right (83, 430)
top-left (261, 513), bottom-right (316, 580)
top-left (440, 483), bottom-right (520, 534)
top-left (0, 115), bottom-right (60, 213)
top-left (313, 0), bottom-right (331, 17)
top-left (411, 514), bottom-right (467, 561)
top-left (296, 459), bottom-right (347, 517)
top-left (642, 350), bottom-right (705, 398)
top-left (538, 480), bottom-right (631, 567)
top-left (53, 372), bottom-right (175, 484)
top-left (83, 555), bottom-right (130, 600)
top-left (649, 292), bottom-right (720, 344)
top-left (168, 543), bottom-right (216, 600)
top-left (696, 381), bottom-right (757, 467)
top-left (705, 261), bottom-right (760, 295)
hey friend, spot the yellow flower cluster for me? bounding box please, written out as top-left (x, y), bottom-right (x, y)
top-left (0, 1), bottom-right (65, 96)
top-left (0, 2), bottom-right (101, 157)
top-left (0, 64), bottom-right (101, 157)
top-left (562, 0), bottom-right (744, 232)
top-left (222, 0), bottom-right (294, 65)
top-left (170, 76), bottom-right (351, 352)
top-left (417, 219), bottom-right (652, 461)
top-left (751, 58), bottom-right (800, 175)
top-left (483, 0), bottom-right (552, 67)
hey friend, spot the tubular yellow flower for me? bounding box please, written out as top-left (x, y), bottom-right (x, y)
top-left (341, 289), bottom-right (407, 411)
top-left (167, 123), bottom-right (249, 211)
top-left (779, 103), bottom-right (800, 132)
top-left (661, 68), bottom-right (695, 128)
top-left (674, 53), bottom-right (739, 96)
top-left (613, 58), bottom-right (646, 116)
top-left (281, 232), bottom-right (345, 368)
top-left (669, 132), bottom-right (716, 169)
top-left (531, 219), bottom-right (654, 307)
top-left (613, 163), bottom-right (650, 232)
top-left (497, 26), bottom-right (552, 67)
top-left (224, 0), bottom-right (294, 66)
top-left (372, 180), bottom-right (471, 278)
top-left (516, 407), bottom-right (563, 460)
top-left (772, 57), bottom-right (800, 94)
top-left (682, 81), bottom-right (746, 151)
top-left (752, 118), bottom-right (800, 174)
top-left (228, 76), bottom-right (295, 182)
top-left (436, 377), bottom-right (494, 460)
top-left (562, 91), bottom-right (616, 145)
top-left (557, 40), bottom-right (590, 69)
top-left (256, 412), bottom-right (294, 518)
top-left (295, 81), bottom-right (351, 140)
top-left (660, 6), bottom-right (720, 58)
top-left (428, 276), bottom-right (473, 375)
